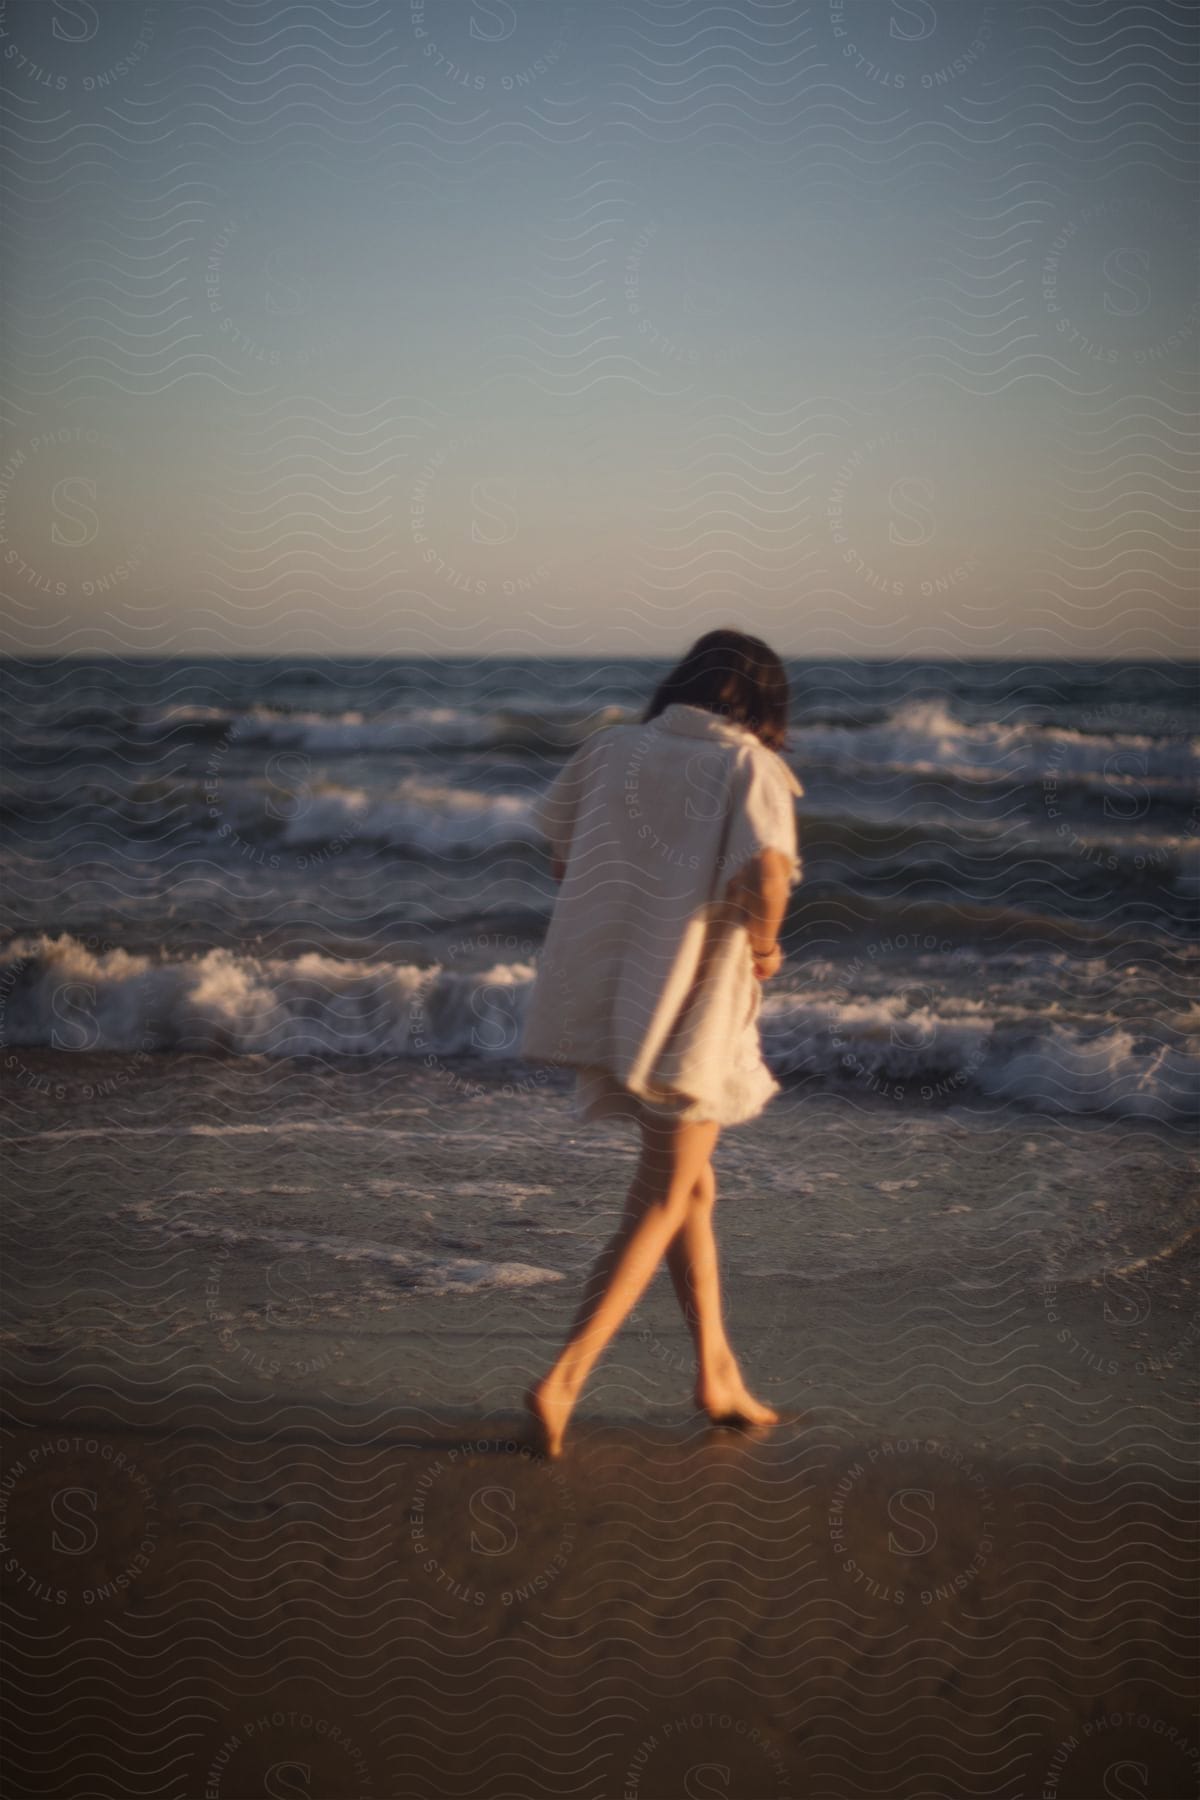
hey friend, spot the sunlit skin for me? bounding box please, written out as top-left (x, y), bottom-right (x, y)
top-left (526, 848), bottom-right (791, 1459)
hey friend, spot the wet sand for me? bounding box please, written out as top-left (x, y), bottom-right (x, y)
top-left (3, 1398), bottom-right (1198, 1799)
top-left (5, 1051), bottom-right (1198, 1463)
top-left (4, 1053), bottom-right (1198, 1794)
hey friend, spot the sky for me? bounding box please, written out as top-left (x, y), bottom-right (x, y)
top-left (1, 0), bottom-right (1197, 658)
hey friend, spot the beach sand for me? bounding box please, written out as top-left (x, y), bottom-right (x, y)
top-left (3, 1395), bottom-right (1198, 1799)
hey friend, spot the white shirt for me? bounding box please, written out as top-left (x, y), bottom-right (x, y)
top-left (520, 703), bottom-right (803, 1120)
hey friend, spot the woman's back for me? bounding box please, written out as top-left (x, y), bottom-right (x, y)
top-left (520, 702), bottom-right (802, 1121)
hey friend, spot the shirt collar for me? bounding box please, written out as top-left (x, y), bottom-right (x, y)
top-left (652, 703), bottom-right (803, 794)
top-left (655, 702), bottom-right (753, 744)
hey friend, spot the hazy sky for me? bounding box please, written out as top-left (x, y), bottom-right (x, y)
top-left (1, 0), bottom-right (1197, 657)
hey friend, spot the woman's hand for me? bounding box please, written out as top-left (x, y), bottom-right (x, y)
top-left (750, 942), bottom-right (782, 981)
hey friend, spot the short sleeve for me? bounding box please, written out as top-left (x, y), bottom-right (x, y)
top-left (530, 742), bottom-right (592, 863)
top-left (717, 745), bottom-right (803, 892)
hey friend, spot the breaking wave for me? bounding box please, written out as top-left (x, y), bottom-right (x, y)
top-left (2, 934), bottom-right (1194, 1123)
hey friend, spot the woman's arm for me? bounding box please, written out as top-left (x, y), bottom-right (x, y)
top-left (726, 848), bottom-right (791, 976)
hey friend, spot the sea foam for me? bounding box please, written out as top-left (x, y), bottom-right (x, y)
top-left (2, 934), bottom-right (1194, 1122)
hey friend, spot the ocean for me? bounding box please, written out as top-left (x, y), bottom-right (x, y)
top-left (3, 655), bottom-right (1197, 1091)
top-left (2, 655), bottom-right (1198, 1436)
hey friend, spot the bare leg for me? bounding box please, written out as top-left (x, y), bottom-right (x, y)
top-left (665, 1163), bottom-right (779, 1426)
top-left (526, 1117), bottom-right (719, 1457)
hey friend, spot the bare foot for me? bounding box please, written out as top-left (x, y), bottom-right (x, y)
top-left (695, 1376), bottom-right (780, 1429)
top-left (524, 1378), bottom-right (572, 1459)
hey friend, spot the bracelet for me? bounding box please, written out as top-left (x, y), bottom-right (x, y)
top-left (750, 940), bottom-right (778, 959)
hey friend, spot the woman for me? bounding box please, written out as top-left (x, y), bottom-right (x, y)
top-left (519, 629), bottom-right (803, 1457)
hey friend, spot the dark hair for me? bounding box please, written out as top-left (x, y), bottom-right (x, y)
top-left (642, 628), bottom-right (789, 752)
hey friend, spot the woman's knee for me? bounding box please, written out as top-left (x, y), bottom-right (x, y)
top-left (629, 1164), bottom-right (700, 1227)
top-left (688, 1163), bottom-right (716, 1211)
top-left (659, 1162), bottom-right (715, 1223)
top-left (634, 1122), bottom-right (718, 1219)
